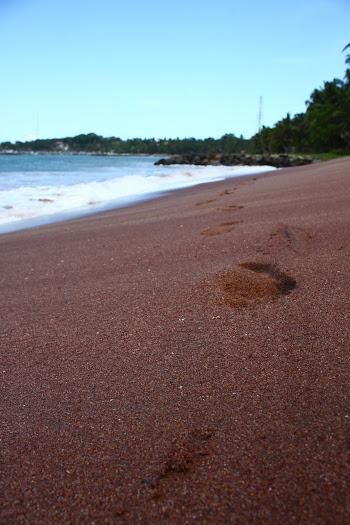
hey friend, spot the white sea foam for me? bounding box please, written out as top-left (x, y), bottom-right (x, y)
top-left (0, 156), bottom-right (275, 233)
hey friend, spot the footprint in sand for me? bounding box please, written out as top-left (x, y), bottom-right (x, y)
top-left (269, 224), bottom-right (311, 254)
top-left (195, 199), bottom-right (216, 206)
top-left (218, 188), bottom-right (236, 196)
top-left (222, 262), bottom-right (296, 307)
top-left (217, 204), bottom-right (244, 212)
top-left (144, 427), bottom-right (215, 499)
top-left (195, 261), bottom-right (296, 308)
top-left (201, 221), bottom-right (239, 236)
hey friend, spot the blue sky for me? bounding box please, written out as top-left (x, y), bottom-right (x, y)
top-left (0, 0), bottom-right (349, 143)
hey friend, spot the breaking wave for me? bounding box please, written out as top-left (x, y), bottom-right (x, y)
top-left (0, 156), bottom-right (275, 233)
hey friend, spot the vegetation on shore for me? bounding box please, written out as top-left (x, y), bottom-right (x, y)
top-left (253, 45), bottom-right (350, 155)
top-left (1, 46), bottom-right (349, 158)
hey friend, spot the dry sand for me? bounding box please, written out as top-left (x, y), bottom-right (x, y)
top-left (1, 157), bottom-right (350, 524)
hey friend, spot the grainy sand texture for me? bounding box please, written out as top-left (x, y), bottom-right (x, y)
top-left (1, 157), bottom-right (350, 524)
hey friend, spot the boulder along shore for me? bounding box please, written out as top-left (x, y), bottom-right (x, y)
top-left (155, 152), bottom-right (314, 167)
top-left (1, 157), bottom-right (350, 524)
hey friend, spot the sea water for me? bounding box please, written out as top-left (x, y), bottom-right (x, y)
top-left (0, 154), bottom-right (275, 234)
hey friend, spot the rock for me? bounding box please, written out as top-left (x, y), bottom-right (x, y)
top-left (155, 153), bottom-right (314, 168)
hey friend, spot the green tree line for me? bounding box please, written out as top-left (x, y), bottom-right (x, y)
top-left (253, 45), bottom-right (350, 154)
top-left (0, 133), bottom-right (252, 156)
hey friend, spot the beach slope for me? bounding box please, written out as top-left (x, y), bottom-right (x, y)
top-left (1, 157), bottom-right (350, 523)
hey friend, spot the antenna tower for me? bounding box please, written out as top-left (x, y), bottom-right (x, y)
top-left (36, 110), bottom-right (40, 139)
top-left (258, 96), bottom-right (263, 132)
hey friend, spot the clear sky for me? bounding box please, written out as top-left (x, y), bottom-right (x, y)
top-left (0, 0), bottom-right (349, 143)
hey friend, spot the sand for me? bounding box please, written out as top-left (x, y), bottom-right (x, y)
top-left (1, 157), bottom-right (350, 524)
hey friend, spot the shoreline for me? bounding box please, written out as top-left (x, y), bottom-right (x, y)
top-left (0, 164), bottom-right (277, 235)
top-left (0, 151), bottom-right (164, 156)
top-left (1, 157), bottom-right (350, 523)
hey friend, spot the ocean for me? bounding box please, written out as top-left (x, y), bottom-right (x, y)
top-left (0, 154), bottom-right (275, 234)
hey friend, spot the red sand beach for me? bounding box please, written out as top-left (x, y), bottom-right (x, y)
top-left (1, 157), bottom-right (350, 523)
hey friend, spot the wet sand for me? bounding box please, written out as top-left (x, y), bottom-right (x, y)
top-left (1, 157), bottom-right (350, 523)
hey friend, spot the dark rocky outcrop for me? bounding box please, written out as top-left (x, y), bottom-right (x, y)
top-left (154, 153), bottom-right (314, 168)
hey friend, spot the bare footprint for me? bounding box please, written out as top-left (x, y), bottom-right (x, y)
top-left (217, 205), bottom-right (244, 212)
top-left (270, 224), bottom-right (311, 254)
top-left (145, 427), bottom-right (214, 499)
top-left (195, 262), bottom-right (296, 308)
top-left (201, 221), bottom-right (239, 236)
top-left (195, 199), bottom-right (216, 206)
top-left (218, 188), bottom-right (236, 196)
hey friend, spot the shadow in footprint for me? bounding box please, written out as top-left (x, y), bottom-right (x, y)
top-left (239, 262), bottom-right (296, 296)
